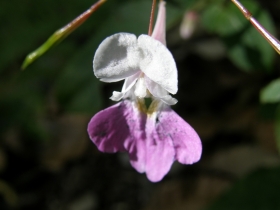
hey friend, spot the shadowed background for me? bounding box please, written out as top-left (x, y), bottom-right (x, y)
top-left (1, 0), bottom-right (280, 209)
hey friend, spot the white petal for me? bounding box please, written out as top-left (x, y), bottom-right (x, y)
top-left (109, 72), bottom-right (140, 101)
top-left (100, 77), bottom-right (123, 83)
top-left (138, 35), bottom-right (177, 94)
top-left (134, 77), bottom-right (147, 98)
top-left (145, 76), bottom-right (177, 105)
top-left (145, 75), bottom-right (167, 96)
top-left (121, 72), bottom-right (141, 93)
top-left (160, 95), bottom-right (178, 105)
top-left (110, 91), bottom-right (124, 101)
top-left (93, 33), bottom-right (141, 82)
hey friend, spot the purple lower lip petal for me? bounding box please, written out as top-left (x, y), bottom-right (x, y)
top-left (87, 100), bottom-right (202, 182)
top-left (87, 101), bottom-right (132, 153)
top-left (157, 106), bottom-right (202, 165)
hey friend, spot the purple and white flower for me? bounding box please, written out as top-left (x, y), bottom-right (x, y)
top-left (88, 1), bottom-right (202, 182)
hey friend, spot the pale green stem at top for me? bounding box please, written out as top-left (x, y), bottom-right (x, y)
top-left (21, 0), bottom-right (106, 70)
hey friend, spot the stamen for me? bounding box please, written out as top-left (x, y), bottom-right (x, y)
top-left (148, 0), bottom-right (157, 36)
top-left (231, 0), bottom-right (280, 55)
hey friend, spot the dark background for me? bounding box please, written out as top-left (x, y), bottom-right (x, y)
top-left (1, 0), bottom-right (280, 209)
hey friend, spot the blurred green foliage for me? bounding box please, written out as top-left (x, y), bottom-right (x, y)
top-left (261, 78), bottom-right (280, 103)
top-left (201, 0), bottom-right (276, 71)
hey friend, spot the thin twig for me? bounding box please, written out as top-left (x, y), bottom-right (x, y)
top-left (148, 0), bottom-right (157, 36)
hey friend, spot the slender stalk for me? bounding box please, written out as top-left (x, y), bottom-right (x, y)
top-left (231, 0), bottom-right (280, 55)
top-left (58, 0), bottom-right (106, 36)
top-left (148, 0), bottom-right (157, 36)
top-left (22, 0), bottom-right (106, 69)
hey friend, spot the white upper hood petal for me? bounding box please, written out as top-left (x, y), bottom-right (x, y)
top-left (93, 33), bottom-right (141, 82)
top-left (138, 35), bottom-right (177, 94)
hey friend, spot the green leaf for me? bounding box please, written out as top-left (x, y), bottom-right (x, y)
top-left (228, 8), bottom-right (275, 72)
top-left (205, 167), bottom-right (280, 210)
top-left (260, 78), bottom-right (280, 103)
top-left (201, 1), bottom-right (246, 36)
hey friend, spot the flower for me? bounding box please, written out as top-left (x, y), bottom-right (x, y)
top-left (88, 1), bottom-right (202, 182)
top-left (93, 1), bottom-right (177, 106)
